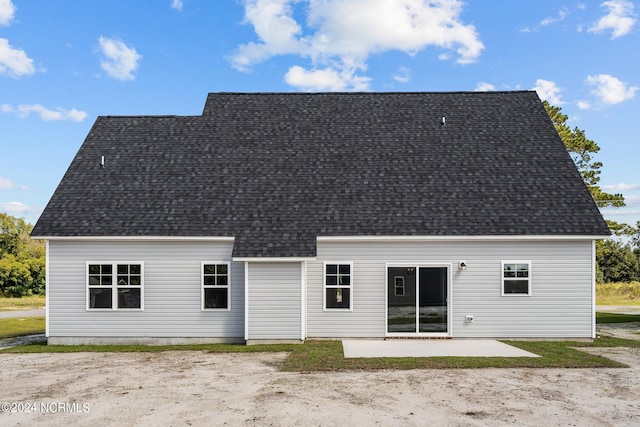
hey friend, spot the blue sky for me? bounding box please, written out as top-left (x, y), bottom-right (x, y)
top-left (1, 0), bottom-right (638, 228)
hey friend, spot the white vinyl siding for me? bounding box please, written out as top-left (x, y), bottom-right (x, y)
top-left (48, 238), bottom-right (596, 341)
top-left (307, 240), bottom-right (595, 339)
top-left (47, 240), bottom-right (244, 339)
top-left (246, 262), bottom-right (302, 340)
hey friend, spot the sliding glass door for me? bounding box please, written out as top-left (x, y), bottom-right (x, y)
top-left (387, 266), bottom-right (448, 334)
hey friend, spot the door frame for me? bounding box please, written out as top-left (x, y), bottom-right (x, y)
top-left (385, 263), bottom-right (452, 338)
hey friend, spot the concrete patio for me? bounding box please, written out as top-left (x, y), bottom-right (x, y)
top-left (342, 339), bottom-right (540, 358)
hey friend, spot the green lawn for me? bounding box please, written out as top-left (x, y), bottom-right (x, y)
top-left (0, 295), bottom-right (46, 311)
top-left (2, 337), bottom-right (635, 370)
top-left (0, 317), bottom-right (45, 339)
top-left (596, 312), bottom-right (640, 324)
top-left (281, 338), bottom-right (635, 371)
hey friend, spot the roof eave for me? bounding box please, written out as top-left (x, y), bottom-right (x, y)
top-left (317, 235), bottom-right (610, 242)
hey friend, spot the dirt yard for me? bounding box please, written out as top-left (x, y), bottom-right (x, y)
top-left (1, 347), bottom-right (639, 426)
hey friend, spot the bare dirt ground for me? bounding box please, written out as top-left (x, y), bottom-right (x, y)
top-left (0, 347), bottom-right (639, 427)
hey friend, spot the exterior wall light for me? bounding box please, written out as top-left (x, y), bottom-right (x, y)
top-left (459, 261), bottom-right (467, 271)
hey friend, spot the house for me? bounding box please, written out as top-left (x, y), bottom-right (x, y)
top-left (31, 92), bottom-right (610, 345)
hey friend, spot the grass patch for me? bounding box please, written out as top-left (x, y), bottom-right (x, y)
top-left (597, 282), bottom-right (640, 305)
top-left (4, 338), bottom-right (631, 371)
top-left (596, 312), bottom-right (640, 324)
top-left (0, 317), bottom-right (45, 339)
top-left (0, 295), bottom-right (46, 311)
top-left (0, 341), bottom-right (298, 354)
top-left (280, 339), bottom-right (633, 371)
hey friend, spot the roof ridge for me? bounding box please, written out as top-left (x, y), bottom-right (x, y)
top-left (207, 90), bottom-right (537, 95)
top-left (100, 115), bottom-right (182, 118)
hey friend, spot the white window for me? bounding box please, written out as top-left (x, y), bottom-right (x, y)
top-left (502, 261), bottom-right (531, 296)
top-left (324, 262), bottom-right (353, 310)
top-left (87, 262), bottom-right (143, 310)
top-left (202, 262), bottom-right (230, 310)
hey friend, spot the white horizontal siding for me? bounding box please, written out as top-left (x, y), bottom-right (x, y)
top-left (246, 262), bottom-right (301, 340)
top-left (49, 239), bottom-right (595, 340)
top-left (307, 240), bottom-right (594, 338)
top-left (48, 240), bottom-right (244, 338)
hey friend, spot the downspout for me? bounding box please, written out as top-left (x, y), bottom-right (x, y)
top-left (592, 239), bottom-right (596, 339)
top-left (301, 261), bottom-right (307, 341)
top-left (45, 240), bottom-right (50, 338)
top-left (244, 262), bottom-right (249, 342)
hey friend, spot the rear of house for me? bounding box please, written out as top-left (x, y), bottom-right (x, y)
top-left (32, 92), bottom-right (609, 344)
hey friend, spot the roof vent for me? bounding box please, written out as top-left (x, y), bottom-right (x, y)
top-left (100, 156), bottom-right (105, 168)
top-left (441, 116), bottom-right (446, 126)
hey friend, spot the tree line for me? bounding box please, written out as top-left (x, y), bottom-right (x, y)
top-left (544, 101), bottom-right (639, 283)
top-left (597, 221), bottom-right (640, 283)
top-left (0, 213), bottom-right (45, 297)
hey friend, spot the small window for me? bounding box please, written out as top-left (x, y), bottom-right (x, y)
top-left (324, 262), bottom-right (352, 310)
top-left (88, 263), bottom-right (143, 310)
top-left (502, 261), bottom-right (531, 296)
top-left (202, 262), bottom-right (230, 310)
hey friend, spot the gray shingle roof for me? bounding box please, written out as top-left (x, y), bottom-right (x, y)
top-left (32, 92), bottom-right (610, 257)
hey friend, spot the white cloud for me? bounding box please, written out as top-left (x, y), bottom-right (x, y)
top-left (231, 0), bottom-right (309, 72)
top-left (0, 201), bottom-right (40, 216)
top-left (304, 0), bottom-right (483, 63)
top-left (541, 8), bottom-right (569, 26)
top-left (577, 100), bottom-right (591, 110)
top-left (0, 177), bottom-right (28, 190)
top-left (475, 82), bottom-right (496, 92)
top-left (98, 36), bottom-right (142, 81)
top-left (392, 67), bottom-right (411, 83)
top-left (521, 7), bottom-right (571, 33)
top-left (533, 79), bottom-right (564, 105)
top-left (0, 38), bottom-right (35, 78)
top-left (589, 0), bottom-right (636, 39)
top-left (284, 65), bottom-right (371, 91)
top-left (171, 0), bottom-right (183, 11)
top-left (0, 177), bottom-right (16, 190)
top-left (601, 183), bottom-right (640, 192)
top-left (1, 103), bottom-right (87, 121)
top-left (0, 0), bottom-right (15, 26)
top-left (586, 74), bottom-right (638, 104)
top-left (232, 0), bottom-right (484, 91)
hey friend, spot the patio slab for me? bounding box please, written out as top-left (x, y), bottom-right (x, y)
top-left (342, 339), bottom-right (540, 358)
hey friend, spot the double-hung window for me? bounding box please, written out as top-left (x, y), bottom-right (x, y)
top-left (87, 263), bottom-right (143, 310)
top-left (202, 262), bottom-right (230, 310)
top-left (324, 262), bottom-right (352, 310)
top-left (502, 261), bottom-right (531, 295)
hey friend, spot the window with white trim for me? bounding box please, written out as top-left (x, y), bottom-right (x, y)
top-left (324, 262), bottom-right (352, 309)
top-left (87, 263), bottom-right (143, 310)
top-left (202, 262), bottom-right (230, 310)
top-left (502, 261), bottom-right (531, 295)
